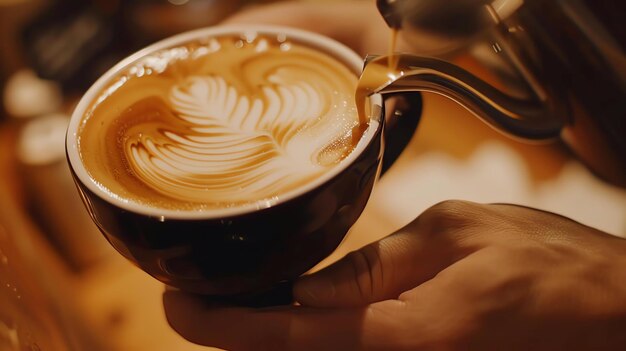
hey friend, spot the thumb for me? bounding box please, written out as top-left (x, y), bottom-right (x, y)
top-left (294, 201), bottom-right (485, 307)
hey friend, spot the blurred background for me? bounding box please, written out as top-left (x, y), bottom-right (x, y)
top-left (0, 0), bottom-right (625, 350)
top-left (0, 1), bottom-right (317, 350)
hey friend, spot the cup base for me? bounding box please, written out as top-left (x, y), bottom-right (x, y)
top-left (201, 280), bottom-right (294, 307)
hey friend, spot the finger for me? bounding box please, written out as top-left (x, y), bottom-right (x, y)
top-left (295, 200), bottom-right (493, 307)
top-left (398, 247), bottom-right (513, 304)
top-left (163, 289), bottom-right (408, 351)
top-left (393, 247), bottom-right (543, 349)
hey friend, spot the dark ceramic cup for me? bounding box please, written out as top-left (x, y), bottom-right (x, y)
top-left (66, 25), bottom-right (420, 305)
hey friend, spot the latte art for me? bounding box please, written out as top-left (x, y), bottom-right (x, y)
top-left (129, 75), bottom-right (346, 203)
top-left (78, 34), bottom-right (363, 210)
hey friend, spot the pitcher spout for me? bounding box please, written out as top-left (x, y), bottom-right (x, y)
top-left (361, 54), bottom-right (566, 141)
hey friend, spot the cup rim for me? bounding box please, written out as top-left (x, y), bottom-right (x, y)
top-left (66, 24), bottom-right (381, 220)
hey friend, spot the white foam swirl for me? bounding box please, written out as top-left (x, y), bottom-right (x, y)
top-left (126, 75), bottom-right (356, 204)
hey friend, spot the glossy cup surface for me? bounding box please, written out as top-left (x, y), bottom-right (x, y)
top-left (66, 25), bottom-right (386, 297)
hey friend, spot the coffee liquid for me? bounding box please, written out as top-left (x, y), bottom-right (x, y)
top-left (78, 34), bottom-right (363, 210)
top-left (355, 29), bottom-right (401, 137)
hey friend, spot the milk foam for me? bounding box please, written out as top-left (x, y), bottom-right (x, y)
top-left (78, 35), bottom-right (361, 210)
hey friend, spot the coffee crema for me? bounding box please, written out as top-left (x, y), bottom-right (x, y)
top-left (77, 34), bottom-right (364, 210)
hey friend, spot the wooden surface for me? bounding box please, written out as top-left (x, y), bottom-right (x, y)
top-left (0, 123), bottom-right (209, 351)
top-left (1, 93), bottom-right (625, 350)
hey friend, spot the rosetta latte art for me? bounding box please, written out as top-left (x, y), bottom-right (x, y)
top-left (129, 75), bottom-right (351, 203)
top-left (78, 35), bottom-right (362, 210)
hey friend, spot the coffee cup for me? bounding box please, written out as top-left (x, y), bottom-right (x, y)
top-left (66, 25), bottom-right (420, 304)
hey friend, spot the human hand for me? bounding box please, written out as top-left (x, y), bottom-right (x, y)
top-left (164, 200), bottom-right (626, 350)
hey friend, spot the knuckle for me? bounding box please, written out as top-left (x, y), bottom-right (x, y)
top-left (418, 200), bottom-right (481, 235)
top-left (346, 245), bottom-right (381, 299)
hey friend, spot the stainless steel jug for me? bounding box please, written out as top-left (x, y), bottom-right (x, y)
top-left (370, 0), bottom-right (625, 185)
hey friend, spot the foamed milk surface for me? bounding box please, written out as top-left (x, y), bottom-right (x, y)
top-left (78, 35), bottom-right (361, 210)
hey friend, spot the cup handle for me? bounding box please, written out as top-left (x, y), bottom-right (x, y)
top-left (379, 92), bottom-right (423, 174)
